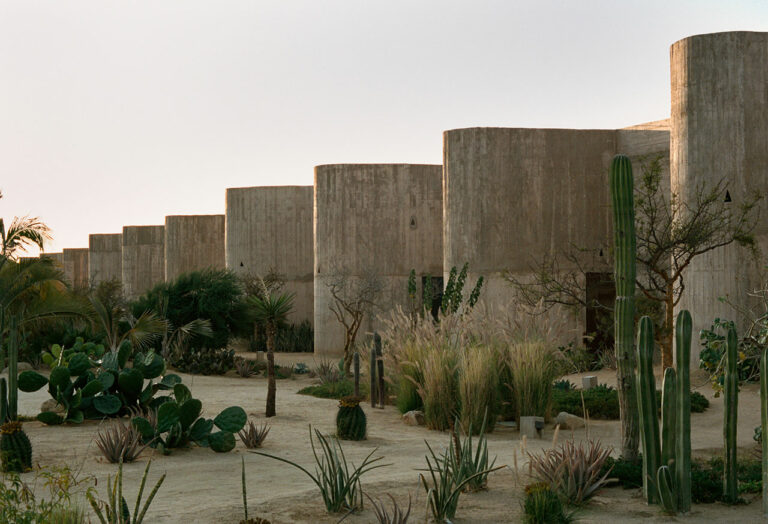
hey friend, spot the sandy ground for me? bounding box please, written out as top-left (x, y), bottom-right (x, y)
top-left (4, 354), bottom-right (765, 523)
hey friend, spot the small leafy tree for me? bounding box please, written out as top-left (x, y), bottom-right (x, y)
top-left (324, 266), bottom-right (383, 376)
top-left (250, 284), bottom-right (294, 417)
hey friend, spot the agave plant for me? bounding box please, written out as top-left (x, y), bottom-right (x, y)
top-left (238, 420), bottom-right (270, 449)
top-left (364, 493), bottom-right (411, 524)
top-left (95, 419), bottom-right (148, 463)
top-left (87, 459), bottom-right (165, 524)
top-left (528, 439), bottom-right (613, 505)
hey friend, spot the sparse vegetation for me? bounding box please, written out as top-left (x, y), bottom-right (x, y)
top-left (238, 420), bottom-right (270, 449)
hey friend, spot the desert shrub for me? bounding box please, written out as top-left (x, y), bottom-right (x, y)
top-left (553, 379), bottom-right (576, 391)
top-left (298, 380), bottom-right (359, 399)
top-left (559, 342), bottom-right (597, 373)
top-left (251, 320), bottom-right (314, 353)
top-left (171, 347), bottom-right (235, 375)
top-left (528, 440), bottom-right (613, 505)
top-left (505, 340), bottom-right (561, 421)
top-left (699, 317), bottom-right (763, 394)
top-left (95, 419), bottom-right (147, 463)
top-left (132, 268), bottom-right (252, 351)
top-left (600, 456), bottom-right (643, 488)
top-left (522, 482), bottom-right (575, 524)
top-left (252, 427), bottom-right (387, 513)
top-left (234, 357), bottom-right (259, 378)
top-left (458, 345), bottom-right (500, 433)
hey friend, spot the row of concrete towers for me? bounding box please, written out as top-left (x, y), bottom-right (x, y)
top-left (39, 32), bottom-right (768, 363)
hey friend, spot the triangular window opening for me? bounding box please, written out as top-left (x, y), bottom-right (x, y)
top-left (724, 190), bottom-right (732, 203)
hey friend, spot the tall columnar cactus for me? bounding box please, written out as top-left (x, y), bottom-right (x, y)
top-left (610, 154), bottom-right (639, 462)
top-left (660, 367), bottom-right (677, 469)
top-left (7, 317), bottom-right (18, 421)
top-left (0, 421), bottom-right (32, 472)
top-left (636, 316), bottom-right (660, 504)
top-left (353, 351), bottom-right (360, 397)
top-left (370, 345), bottom-right (377, 409)
top-left (0, 378), bottom-right (7, 425)
top-left (675, 310), bottom-right (692, 513)
top-left (761, 347), bottom-right (768, 517)
top-left (723, 326), bottom-right (739, 503)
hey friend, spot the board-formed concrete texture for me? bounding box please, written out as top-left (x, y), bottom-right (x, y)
top-left (62, 248), bottom-right (89, 289)
top-left (41, 252), bottom-right (63, 266)
top-left (226, 186), bottom-right (314, 324)
top-left (164, 215), bottom-right (226, 282)
top-left (670, 31), bottom-right (768, 360)
top-left (88, 234), bottom-right (122, 287)
top-left (314, 164), bottom-right (443, 357)
top-left (443, 128), bottom-right (618, 327)
top-left (122, 226), bottom-right (165, 299)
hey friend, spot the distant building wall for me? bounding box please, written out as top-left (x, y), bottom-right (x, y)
top-left (41, 252), bottom-right (63, 266)
top-left (62, 248), bottom-right (89, 289)
top-left (164, 215), bottom-right (225, 282)
top-left (671, 31), bottom-right (768, 361)
top-left (226, 186), bottom-right (314, 325)
top-left (89, 234), bottom-right (122, 287)
top-left (122, 226), bottom-right (165, 299)
top-left (314, 164), bottom-right (443, 357)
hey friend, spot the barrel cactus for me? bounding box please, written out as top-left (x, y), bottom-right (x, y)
top-left (336, 396), bottom-right (367, 441)
top-left (0, 421), bottom-right (32, 472)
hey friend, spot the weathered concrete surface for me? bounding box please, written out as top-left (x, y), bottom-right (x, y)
top-left (88, 233), bottom-right (122, 287)
top-left (671, 31), bottom-right (768, 361)
top-left (314, 164), bottom-right (443, 357)
top-left (40, 252), bottom-right (63, 266)
top-left (164, 215), bottom-right (225, 282)
top-left (62, 248), bottom-right (89, 289)
top-left (443, 128), bottom-right (617, 335)
top-left (226, 186), bottom-right (314, 325)
top-left (122, 225), bottom-right (165, 299)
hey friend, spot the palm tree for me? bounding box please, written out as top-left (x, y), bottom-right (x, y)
top-left (0, 190), bottom-right (51, 263)
top-left (89, 293), bottom-right (166, 354)
top-left (250, 291), bottom-right (295, 417)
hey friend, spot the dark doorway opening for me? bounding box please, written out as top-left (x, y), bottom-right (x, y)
top-left (584, 272), bottom-right (615, 354)
top-left (422, 275), bottom-right (444, 321)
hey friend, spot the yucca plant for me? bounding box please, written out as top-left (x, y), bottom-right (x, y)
top-left (87, 459), bottom-right (166, 524)
top-left (448, 412), bottom-right (497, 492)
top-left (363, 493), bottom-right (411, 524)
top-left (238, 420), bottom-right (270, 449)
top-left (235, 358), bottom-right (258, 378)
top-left (251, 426), bottom-right (388, 513)
top-left (528, 440), bottom-right (613, 505)
top-left (95, 419), bottom-right (148, 463)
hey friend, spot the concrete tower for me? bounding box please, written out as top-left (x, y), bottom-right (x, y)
top-left (88, 233), bottom-right (122, 287)
top-left (164, 215), bottom-right (226, 282)
top-left (122, 225), bottom-right (165, 299)
top-left (314, 164), bottom-right (443, 357)
top-left (62, 248), bottom-right (89, 289)
top-left (671, 31), bottom-right (768, 359)
top-left (225, 186), bottom-right (314, 324)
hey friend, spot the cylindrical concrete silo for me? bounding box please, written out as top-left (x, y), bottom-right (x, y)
top-left (164, 215), bottom-right (226, 282)
top-left (671, 31), bottom-right (768, 360)
top-left (314, 164), bottom-right (443, 357)
top-left (89, 233), bottom-right (122, 287)
top-left (62, 248), bottom-right (89, 290)
top-left (122, 225), bottom-right (165, 299)
top-left (225, 186), bottom-right (314, 325)
top-left (443, 127), bottom-right (617, 337)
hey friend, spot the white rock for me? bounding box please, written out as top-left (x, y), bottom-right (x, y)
top-left (402, 410), bottom-right (425, 426)
top-left (555, 411), bottom-right (586, 430)
top-left (40, 399), bottom-right (66, 415)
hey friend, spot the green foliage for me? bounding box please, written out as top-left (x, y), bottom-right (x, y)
top-left (395, 374), bottom-right (422, 414)
top-left (251, 320), bottom-right (314, 352)
top-left (700, 318), bottom-right (762, 394)
top-left (439, 263), bottom-right (483, 315)
top-left (170, 347), bottom-right (235, 375)
top-left (600, 456), bottom-right (643, 488)
top-left (131, 384), bottom-right (246, 454)
top-left (522, 482), bottom-right (576, 524)
top-left (0, 421), bottom-right (32, 473)
top-left (336, 396), bottom-right (366, 441)
top-left (251, 426), bottom-right (388, 513)
top-left (41, 338), bottom-right (106, 370)
top-left (88, 459), bottom-right (165, 524)
top-left (298, 380), bottom-right (368, 400)
top-left (95, 420), bottom-right (147, 463)
top-left (448, 412), bottom-right (497, 492)
top-left (132, 268), bottom-right (252, 351)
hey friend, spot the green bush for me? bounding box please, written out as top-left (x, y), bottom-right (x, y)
top-left (600, 456), bottom-right (643, 488)
top-left (552, 385), bottom-right (709, 420)
top-left (522, 482), bottom-right (575, 524)
top-left (170, 347), bottom-right (235, 375)
top-left (298, 380), bottom-right (369, 400)
top-left (132, 269), bottom-right (252, 351)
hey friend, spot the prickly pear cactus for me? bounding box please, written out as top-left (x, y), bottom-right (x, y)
top-left (0, 421), bottom-right (32, 473)
top-left (336, 396), bottom-right (367, 441)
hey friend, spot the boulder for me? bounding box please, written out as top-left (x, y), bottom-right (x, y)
top-left (40, 399), bottom-right (66, 415)
top-left (554, 411), bottom-right (586, 430)
top-left (402, 410), bottom-right (425, 426)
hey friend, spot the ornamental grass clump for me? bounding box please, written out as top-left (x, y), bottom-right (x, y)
top-left (458, 345), bottom-right (500, 433)
top-left (528, 440), bottom-right (613, 505)
top-left (505, 340), bottom-right (561, 421)
top-left (417, 348), bottom-right (459, 431)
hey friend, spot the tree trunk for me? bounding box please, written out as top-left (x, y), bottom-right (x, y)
top-left (265, 323), bottom-right (276, 417)
top-left (662, 284), bottom-right (675, 370)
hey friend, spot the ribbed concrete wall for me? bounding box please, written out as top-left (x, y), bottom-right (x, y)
top-left (314, 164), bottom-right (443, 356)
top-left (62, 248), bottom-right (89, 289)
top-left (88, 234), bottom-right (122, 287)
top-left (164, 215), bottom-right (225, 282)
top-left (41, 252), bottom-right (63, 266)
top-left (671, 31), bottom-right (768, 360)
top-left (444, 128), bottom-right (618, 334)
top-left (226, 186), bottom-right (313, 324)
top-left (122, 226), bottom-right (165, 299)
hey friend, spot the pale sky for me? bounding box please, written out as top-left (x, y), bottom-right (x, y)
top-left (2, 1), bottom-right (767, 254)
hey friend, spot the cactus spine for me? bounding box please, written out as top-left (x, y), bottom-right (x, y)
top-left (675, 310), bottom-right (692, 512)
top-left (761, 347), bottom-right (768, 517)
top-left (610, 154), bottom-right (639, 462)
top-left (636, 316), bottom-right (660, 503)
top-left (723, 325), bottom-right (739, 503)
top-left (0, 421), bottom-right (32, 472)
